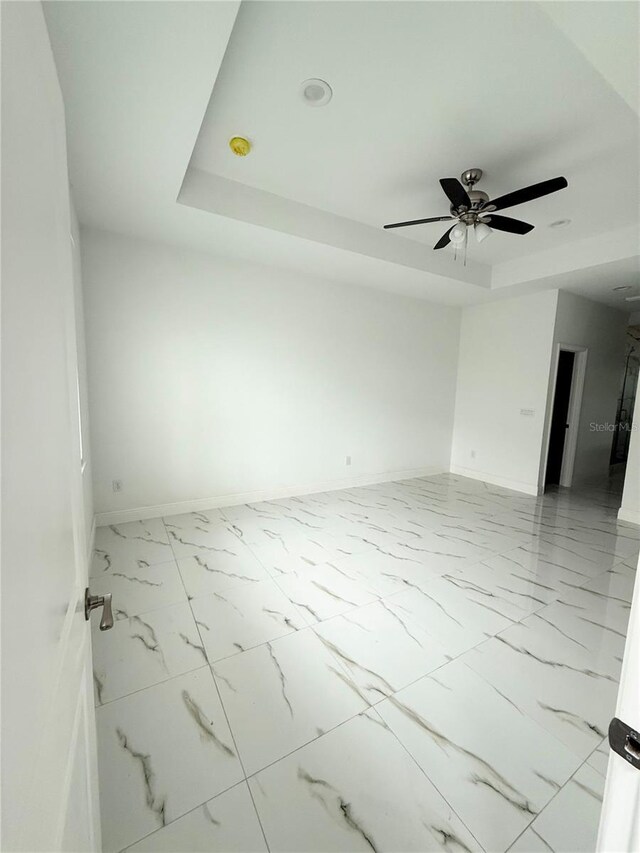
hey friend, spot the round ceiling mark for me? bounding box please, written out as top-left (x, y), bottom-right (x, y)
top-left (548, 218), bottom-right (571, 229)
top-left (300, 78), bottom-right (332, 107)
top-left (229, 136), bottom-right (251, 157)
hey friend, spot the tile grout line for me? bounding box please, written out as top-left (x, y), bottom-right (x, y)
top-left (504, 738), bottom-right (608, 852)
top-left (119, 515), bottom-right (272, 853)
top-left (206, 506), bottom-right (273, 853)
top-left (92, 479), bottom-right (635, 852)
top-left (112, 508), bottom-right (269, 853)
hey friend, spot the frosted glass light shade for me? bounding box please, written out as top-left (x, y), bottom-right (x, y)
top-left (450, 224), bottom-right (467, 245)
top-left (475, 222), bottom-right (492, 243)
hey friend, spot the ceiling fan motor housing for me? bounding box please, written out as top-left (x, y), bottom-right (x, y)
top-left (450, 189), bottom-right (490, 220)
top-left (449, 169), bottom-right (489, 217)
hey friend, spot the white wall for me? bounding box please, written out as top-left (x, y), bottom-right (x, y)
top-left (450, 290), bottom-right (559, 494)
top-left (552, 290), bottom-right (628, 485)
top-left (82, 228), bottom-right (461, 520)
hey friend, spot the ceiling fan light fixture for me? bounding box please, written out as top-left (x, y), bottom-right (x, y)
top-left (383, 169), bottom-right (568, 256)
top-left (475, 221), bottom-right (492, 243)
top-left (450, 223), bottom-right (467, 245)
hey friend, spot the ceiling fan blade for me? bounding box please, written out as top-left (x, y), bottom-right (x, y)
top-left (481, 214), bottom-right (534, 235)
top-left (433, 226), bottom-right (455, 250)
top-left (439, 178), bottom-right (471, 210)
top-left (487, 177), bottom-right (568, 212)
top-left (383, 215), bottom-right (454, 230)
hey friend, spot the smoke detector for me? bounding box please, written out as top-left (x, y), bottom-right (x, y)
top-left (229, 136), bottom-right (251, 157)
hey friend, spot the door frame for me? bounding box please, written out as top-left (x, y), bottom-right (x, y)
top-left (597, 551), bottom-right (640, 851)
top-left (541, 343), bottom-right (588, 490)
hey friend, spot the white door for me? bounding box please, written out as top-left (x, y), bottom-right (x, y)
top-left (1, 3), bottom-right (101, 850)
top-left (597, 548), bottom-right (640, 851)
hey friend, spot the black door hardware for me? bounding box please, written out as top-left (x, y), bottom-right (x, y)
top-left (609, 717), bottom-right (640, 770)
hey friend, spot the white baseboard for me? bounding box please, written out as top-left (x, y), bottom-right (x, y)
top-left (95, 465), bottom-right (445, 526)
top-left (450, 465), bottom-right (541, 496)
top-left (617, 506), bottom-right (640, 527)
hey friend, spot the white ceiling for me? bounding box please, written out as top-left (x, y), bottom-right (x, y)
top-left (191, 1), bottom-right (638, 264)
top-left (44, 1), bottom-right (640, 310)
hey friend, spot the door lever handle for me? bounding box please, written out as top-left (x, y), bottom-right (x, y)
top-left (84, 587), bottom-right (114, 631)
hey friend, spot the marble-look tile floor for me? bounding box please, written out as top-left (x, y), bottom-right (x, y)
top-left (91, 473), bottom-right (639, 853)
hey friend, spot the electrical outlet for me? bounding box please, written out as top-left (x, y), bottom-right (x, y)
top-left (345, 455), bottom-right (352, 466)
top-left (112, 479), bottom-right (123, 493)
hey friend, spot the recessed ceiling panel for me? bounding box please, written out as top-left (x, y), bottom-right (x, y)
top-left (190, 0), bottom-right (639, 265)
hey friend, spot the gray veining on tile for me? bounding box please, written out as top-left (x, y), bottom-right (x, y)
top-left (177, 547), bottom-right (269, 599)
top-left (189, 579), bottom-right (306, 661)
top-left (89, 559), bottom-right (187, 620)
top-left (93, 518), bottom-right (173, 574)
top-left (249, 709), bottom-right (481, 852)
top-left (125, 782), bottom-right (267, 852)
top-left (508, 764), bottom-right (605, 853)
top-left (213, 628), bottom-right (368, 774)
top-left (313, 599), bottom-right (451, 702)
top-left (97, 668), bottom-right (243, 852)
top-left (92, 602), bottom-right (207, 705)
top-left (377, 658), bottom-right (580, 851)
top-left (91, 472), bottom-right (636, 852)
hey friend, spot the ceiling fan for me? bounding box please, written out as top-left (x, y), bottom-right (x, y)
top-left (383, 169), bottom-right (568, 250)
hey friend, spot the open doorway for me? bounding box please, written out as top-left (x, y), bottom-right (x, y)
top-left (546, 350), bottom-right (575, 487)
top-left (610, 327), bottom-right (639, 470)
top-left (544, 345), bottom-right (588, 490)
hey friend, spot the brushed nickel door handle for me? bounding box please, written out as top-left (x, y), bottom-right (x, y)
top-left (84, 587), bottom-right (114, 631)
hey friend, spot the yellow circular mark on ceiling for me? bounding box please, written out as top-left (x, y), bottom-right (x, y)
top-left (229, 136), bottom-right (251, 157)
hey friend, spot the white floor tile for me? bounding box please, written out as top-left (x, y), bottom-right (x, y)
top-left (190, 579), bottom-right (306, 661)
top-left (509, 765), bottom-right (605, 853)
top-left (89, 559), bottom-right (187, 620)
top-left (164, 514), bottom-right (246, 559)
top-left (586, 738), bottom-right (610, 778)
top-left (92, 602), bottom-right (207, 705)
top-left (377, 659), bottom-right (581, 852)
top-left (462, 616), bottom-right (620, 760)
top-left (249, 710), bottom-right (481, 852)
top-left (213, 628), bottom-right (368, 774)
top-left (250, 537), bottom-right (334, 576)
top-left (91, 472), bottom-right (631, 853)
top-left (97, 668), bottom-right (243, 852)
top-left (273, 562), bottom-right (380, 624)
top-left (448, 559), bottom-right (556, 620)
top-left (385, 573), bottom-right (515, 657)
top-left (313, 600), bottom-right (451, 702)
top-left (177, 547), bottom-right (269, 600)
top-left (93, 519), bottom-right (173, 572)
top-left (125, 783), bottom-right (267, 852)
